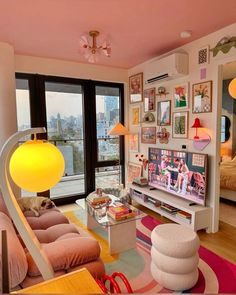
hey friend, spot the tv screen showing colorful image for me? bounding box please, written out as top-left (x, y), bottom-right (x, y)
top-left (148, 148), bottom-right (208, 205)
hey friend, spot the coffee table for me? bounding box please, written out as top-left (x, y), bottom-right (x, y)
top-left (86, 194), bottom-right (145, 255)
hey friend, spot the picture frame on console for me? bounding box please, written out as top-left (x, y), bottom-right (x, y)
top-left (127, 162), bottom-right (142, 183)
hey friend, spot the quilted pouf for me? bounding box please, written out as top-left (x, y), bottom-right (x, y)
top-left (150, 223), bottom-right (200, 291)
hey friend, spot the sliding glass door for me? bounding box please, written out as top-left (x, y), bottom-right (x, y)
top-left (15, 74), bottom-right (124, 204)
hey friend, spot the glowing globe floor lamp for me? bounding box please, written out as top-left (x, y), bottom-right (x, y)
top-left (0, 127), bottom-right (65, 282)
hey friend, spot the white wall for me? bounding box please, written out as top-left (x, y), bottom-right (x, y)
top-left (128, 23), bottom-right (236, 233)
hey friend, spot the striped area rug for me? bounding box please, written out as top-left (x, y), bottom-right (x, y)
top-left (64, 209), bottom-right (236, 293)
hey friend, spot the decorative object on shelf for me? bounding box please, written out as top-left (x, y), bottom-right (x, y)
top-left (173, 83), bottom-right (189, 109)
top-left (108, 122), bottom-right (129, 184)
top-left (141, 127), bottom-right (156, 144)
top-left (135, 153), bottom-right (148, 170)
top-left (129, 73), bottom-right (143, 103)
top-left (191, 118), bottom-right (211, 151)
top-left (127, 162), bottom-right (142, 183)
top-left (131, 105), bottom-right (141, 125)
top-left (198, 45), bottom-right (209, 65)
top-left (156, 127), bottom-right (170, 144)
top-left (210, 36), bottom-right (236, 57)
top-left (192, 80), bottom-right (212, 113)
top-left (157, 100), bottom-right (171, 126)
top-left (142, 112), bottom-right (155, 123)
top-left (144, 87), bottom-right (155, 112)
top-left (129, 134), bottom-right (139, 153)
top-left (172, 111), bottom-right (188, 138)
top-left (228, 77), bottom-right (236, 99)
top-left (80, 30), bottom-right (111, 63)
top-left (156, 86), bottom-right (169, 97)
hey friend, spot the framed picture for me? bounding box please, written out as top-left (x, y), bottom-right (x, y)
top-left (192, 80), bottom-right (212, 113)
top-left (131, 105), bottom-right (141, 125)
top-left (141, 127), bottom-right (156, 144)
top-left (198, 45), bottom-right (209, 65)
top-left (173, 83), bottom-right (189, 109)
top-left (157, 100), bottom-right (171, 125)
top-left (129, 73), bottom-right (143, 103)
top-left (127, 162), bottom-right (142, 183)
top-left (144, 87), bottom-right (155, 112)
top-left (172, 111), bottom-right (188, 138)
top-left (129, 134), bottom-right (139, 153)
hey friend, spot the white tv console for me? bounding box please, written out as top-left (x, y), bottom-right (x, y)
top-left (129, 184), bottom-right (212, 233)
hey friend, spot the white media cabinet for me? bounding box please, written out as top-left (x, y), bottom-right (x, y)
top-left (129, 184), bottom-right (212, 233)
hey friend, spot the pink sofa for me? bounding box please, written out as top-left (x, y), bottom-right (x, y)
top-left (0, 192), bottom-right (105, 291)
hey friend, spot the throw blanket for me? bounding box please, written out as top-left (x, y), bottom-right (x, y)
top-left (220, 158), bottom-right (236, 190)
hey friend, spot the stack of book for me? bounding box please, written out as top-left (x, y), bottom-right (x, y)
top-left (107, 205), bottom-right (136, 221)
top-left (176, 211), bottom-right (191, 224)
top-left (160, 203), bottom-right (179, 214)
top-left (86, 193), bottom-right (111, 207)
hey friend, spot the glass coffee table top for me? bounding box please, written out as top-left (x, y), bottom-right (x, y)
top-left (86, 194), bottom-right (146, 227)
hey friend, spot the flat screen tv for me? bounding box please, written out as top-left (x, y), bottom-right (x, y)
top-left (148, 148), bottom-right (208, 205)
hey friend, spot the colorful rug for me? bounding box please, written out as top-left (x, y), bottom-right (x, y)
top-left (64, 209), bottom-right (236, 293)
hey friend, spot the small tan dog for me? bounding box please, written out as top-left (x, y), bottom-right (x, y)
top-left (17, 196), bottom-right (55, 217)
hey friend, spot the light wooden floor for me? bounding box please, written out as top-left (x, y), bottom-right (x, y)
top-left (59, 201), bottom-right (236, 265)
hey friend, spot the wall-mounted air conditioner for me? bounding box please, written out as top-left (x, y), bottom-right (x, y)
top-left (144, 52), bottom-right (189, 84)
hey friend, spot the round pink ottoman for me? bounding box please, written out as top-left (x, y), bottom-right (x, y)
top-left (151, 223), bottom-right (200, 291)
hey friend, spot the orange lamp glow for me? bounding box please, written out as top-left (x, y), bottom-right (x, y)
top-left (9, 139), bottom-right (65, 192)
top-left (108, 123), bottom-right (129, 136)
top-left (228, 77), bottom-right (236, 99)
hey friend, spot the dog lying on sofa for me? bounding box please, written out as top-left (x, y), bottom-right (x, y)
top-left (17, 196), bottom-right (55, 217)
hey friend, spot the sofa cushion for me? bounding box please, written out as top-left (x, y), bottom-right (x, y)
top-left (25, 210), bottom-right (69, 230)
top-left (33, 223), bottom-right (80, 243)
top-left (0, 212), bottom-right (28, 291)
top-left (26, 236), bottom-right (101, 276)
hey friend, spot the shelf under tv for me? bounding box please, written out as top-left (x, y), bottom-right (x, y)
top-left (129, 184), bottom-right (212, 233)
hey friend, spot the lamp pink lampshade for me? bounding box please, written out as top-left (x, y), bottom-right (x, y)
top-left (191, 118), bottom-right (203, 139)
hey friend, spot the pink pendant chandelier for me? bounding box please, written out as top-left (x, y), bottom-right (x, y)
top-left (80, 30), bottom-right (111, 63)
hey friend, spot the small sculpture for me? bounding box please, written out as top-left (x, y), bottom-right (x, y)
top-left (143, 112), bottom-right (155, 123)
top-left (210, 36), bottom-right (236, 57)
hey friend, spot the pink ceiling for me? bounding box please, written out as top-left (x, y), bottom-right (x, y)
top-left (0, 0), bottom-right (236, 69)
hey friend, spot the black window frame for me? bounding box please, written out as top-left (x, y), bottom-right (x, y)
top-left (15, 73), bottom-right (125, 205)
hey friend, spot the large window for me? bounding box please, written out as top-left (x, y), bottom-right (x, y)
top-left (15, 74), bottom-right (124, 204)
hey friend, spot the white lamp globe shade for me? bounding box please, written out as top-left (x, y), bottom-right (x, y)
top-left (9, 139), bottom-right (65, 192)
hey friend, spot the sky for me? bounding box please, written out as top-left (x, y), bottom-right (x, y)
top-left (16, 89), bottom-right (105, 128)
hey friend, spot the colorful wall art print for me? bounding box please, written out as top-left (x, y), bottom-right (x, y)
top-left (157, 100), bottom-right (171, 126)
top-left (172, 111), bottom-right (188, 138)
top-left (141, 127), bottom-right (156, 144)
top-left (129, 134), bottom-right (139, 153)
top-left (192, 81), bottom-right (212, 113)
top-left (144, 87), bottom-right (155, 112)
top-left (131, 106), bottom-right (141, 125)
top-left (129, 73), bottom-right (143, 103)
top-left (174, 83), bottom-right (189, 109)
